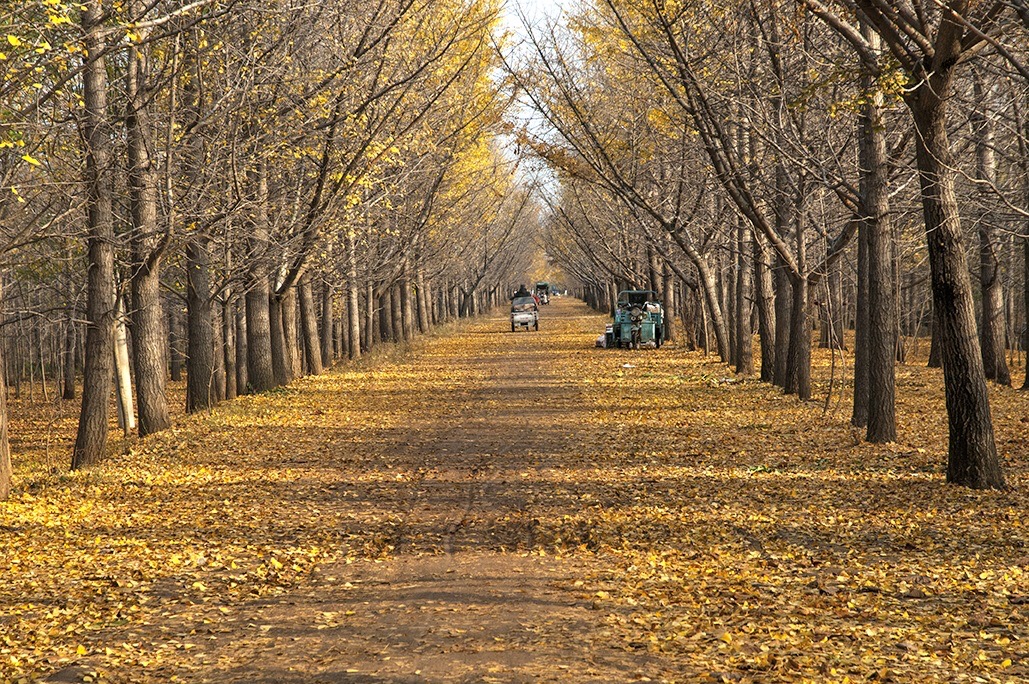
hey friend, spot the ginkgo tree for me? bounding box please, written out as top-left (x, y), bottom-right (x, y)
top-left (0, 0), bottom-right (537, 498)
top-left (513, 0), bottom-right (1027, 489)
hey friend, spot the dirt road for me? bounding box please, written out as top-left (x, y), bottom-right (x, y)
top-left (23, 296), bottom-right (1029, 683)
top-left (195, 298), bottom-right (664, 682)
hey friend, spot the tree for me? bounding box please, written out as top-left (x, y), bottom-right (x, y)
top-left (72, 0), bottom-right (116, 470)
top-left (854, 0), bottom-right (1006, 488)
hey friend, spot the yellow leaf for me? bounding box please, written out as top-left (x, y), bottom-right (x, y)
top-left (7, 35), bottom-right (21, 47)
top-left (76, 644), bottom-right (87, 655)
top-left (21, 154), bottom-right (41, 166)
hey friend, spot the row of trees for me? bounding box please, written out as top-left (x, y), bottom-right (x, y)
top-left (0, 0), bottom-right (537, 499)
top-left (512, 0), bottom-right (1028, 489)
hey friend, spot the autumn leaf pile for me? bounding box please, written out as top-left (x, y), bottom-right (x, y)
top-left (1, 298), bottom-right (1026, 683)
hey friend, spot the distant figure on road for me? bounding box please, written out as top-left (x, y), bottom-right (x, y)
top-left (513, 284), bottom-right (531, 299)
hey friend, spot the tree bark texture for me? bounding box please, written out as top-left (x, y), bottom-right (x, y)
top-left (186, 238), bottom-right (216, 413)
top-left (246, 283), bottom-right (275, 393)
top-left (662, 268), bottom-right (675, 342)
top-left (910, 73), bottom-right (1003, 488)
top-left (346, 233), bottom-right (361, 359)
top-left (401, 267), bottom-right (415, 342)
top-left (211, 300), bottom-right (225, 403)
top-left (299, 277), bottom-right (323, 376)
top-left (320, 281), bottom-right (334, 368)
top-left (972, 77), bottom-right (1011, 386)
top-left (861, 46), bottom-right (897, 442)
top-left (735, 220), bottom-right (754, 375)
top-left (126, 12), bottom-right (171, 437)
top-left (223, 297), bottom-right (237, 400)
top-left (169, 303), bottom-right (183, 382)
top-left (282, 289), bottom-right (301, 379)
top-left (772, 264), bottom-right (791, 387)
top-left (852, 220), bottom-right (870, 428)
top-left (364, 282), bottom-right (376, 351)
top-left (113, 295), bottom-right (136, 434)
top-left (235, 301), bottom-right (248, 393)
top-left (754, 234), bottom-right (776, 383)
top-left (269, 292), bottom-right (292, 387)
top-left (784, 276), bottom-right (811, 401)
top-left (73, 1), bottom-right (116, 470)
top-left (416, 271), bottom-right (430, 334)
top-left (696, 257), bottom-right (730, 362)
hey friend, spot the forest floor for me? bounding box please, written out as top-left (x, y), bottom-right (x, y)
top-left (1, 297), bottom-right (1028, 683)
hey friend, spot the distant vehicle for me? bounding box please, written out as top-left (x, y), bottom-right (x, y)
top-left (535, 282), bottom-right (550, 305)
top-left (605, 290), bottom-right (663, 349)
top-left (511, 296), bottom-right (539, 332)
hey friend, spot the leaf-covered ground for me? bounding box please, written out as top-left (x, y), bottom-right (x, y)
top-left (1, 298), bottom-right (1026, 683)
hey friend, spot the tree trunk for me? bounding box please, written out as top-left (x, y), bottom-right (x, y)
top-left (735, 220), bottom-right (753, 375)
top-left (679, 281), bottom-right (697, 350)
top-left (972, 77), bottom-right (1011, 386)
top-left (364, 282), bottom-right (376, 351)
top-left (73, 1), bottom-right (116, 470)
top-left (852, 220), bottom-right (869, 428)
top-left (346, 233), bottom-right (361, 359)
top-left (246, 162), bottom-right (275, 392)
top-left (223, 296), bottom-right (237, 400)
top-left (246, 282), bottom-right (275, 392)
top-left (211, 299), bottom-right (226, 403)
top-left (909, 78), bottom-right (1003, 488)
top-left (1024, 221), bottom-right (1029, 390)
top-left (269, 292), bottom-right (291, 387)
top-left (113, 295), bottom-right (136, 435)
top-left (222, 298), bottom-right (235, 401)
top-left (772, 263), bottom-right (791, 387)
top-left (401, 265), bottom-right (415, 342)
top-left (754, 233), bottom-right (776, 383)
top-left (392, 285), bottom-right (405, 342)
top-left (283, 288), bottom-right (301, 379)
top-left (298, 276), bottom-right (322, 376)
top-left (0, 299), bottom-right (10, 499)
top-left (662, 266), bottom-right (675, 342)
top-left (320, 280), bottom-right (334, 368)
top-left (380, 290), bottom-right (393, 342)
top-left (62, 313), bottom-right (77, 400)
top-left (126, 21), bottom-right (170, 438)
top-left (186, 238), bottom-right (216, 413)
top-left (861, 39), bottom-right (897, 442)
top-left (235, 301), bottom-right (248, 393)
top-left (417, 271), bottom-right (430, 334)
top-left (784, 275), bottom-right (811, 400)
top-left (169, 302), bottom-right (183, 382)
top-left (696, 257), bottom-right (730, 362)
top-left (819, 264), bottom-right (845, 350)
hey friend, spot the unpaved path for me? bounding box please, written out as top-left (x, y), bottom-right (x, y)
top-left (40, 298), bottom-right (668, 683)
top-left (198, 298), bottom-right (661, 682)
